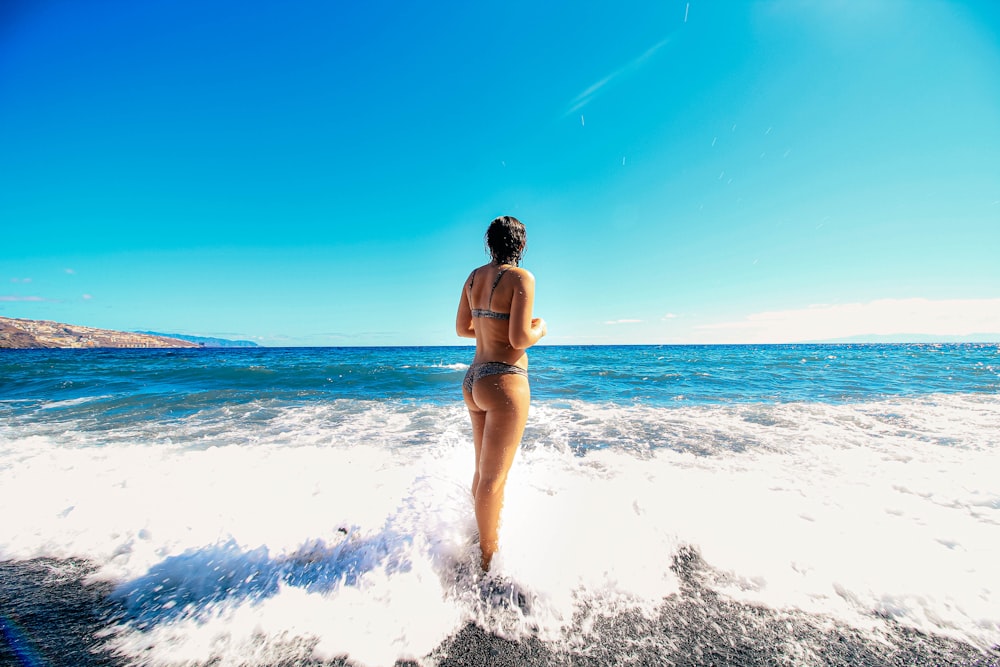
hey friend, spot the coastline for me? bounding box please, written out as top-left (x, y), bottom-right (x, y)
top-left (2, 555), bottom-right (996, 667)
top-left (0, 316), bottom-right (200, 349)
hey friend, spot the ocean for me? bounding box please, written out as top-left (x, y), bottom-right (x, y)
top-left (1, 344), bottom-right (998, 666)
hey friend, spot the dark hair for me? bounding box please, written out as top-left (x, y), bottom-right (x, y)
top-left (485, 216), bottom-right (526, 266)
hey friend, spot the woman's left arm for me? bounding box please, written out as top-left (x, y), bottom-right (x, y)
top-left (508, 269), bottom-right (546, 349)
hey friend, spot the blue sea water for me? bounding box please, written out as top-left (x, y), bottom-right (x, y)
top-left (1, 344), bottom-right (998, 666)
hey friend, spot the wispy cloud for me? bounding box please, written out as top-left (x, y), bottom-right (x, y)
top-left (565, 36), bottom-right (672, 116)
top-left (82, 294), bottom-right (93, 300)
top-left (10, 278), bottom-right (32, 283)
top-left (0, 295), bottom-right (57, 302)
top-left (604, 318), bottom-right (643, 325)
top-left (662, 313), bottom-right (679, 320)
top-left (696, 298), bottom-right (1000, 343)
top-left (64, 268), bottom-right (76, 275)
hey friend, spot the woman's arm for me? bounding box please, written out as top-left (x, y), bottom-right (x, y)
top-left (456, 279), bottom-right (475, 338)
top-left (507, 269), bottom-right (546, 349)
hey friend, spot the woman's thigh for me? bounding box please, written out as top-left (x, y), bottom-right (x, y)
top-left (473, 374), bottom-right (530, 477)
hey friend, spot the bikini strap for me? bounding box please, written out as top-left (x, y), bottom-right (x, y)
top-left (487, 268), bottom-right (509, 308)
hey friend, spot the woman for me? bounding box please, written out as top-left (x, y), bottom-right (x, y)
top-left (456, 215), bottom-right (547, 572)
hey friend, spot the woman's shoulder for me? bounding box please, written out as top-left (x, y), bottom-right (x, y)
top-left (467, 264), bottom-right (535, 284)
top-left (465, 264), bottom-right (488, 282)
top-left (506, 266), bottom-right (535, 282)
top-left (468, 263), bottom-right (498, 275)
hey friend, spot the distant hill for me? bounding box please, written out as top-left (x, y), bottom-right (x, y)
top-left (0, 316), bottom-right (200, 349)
top-left (137, 332), bottom-right (259, 348)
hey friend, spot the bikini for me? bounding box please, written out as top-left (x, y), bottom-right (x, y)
top-left (469, 267), bottom-right (512, 320)
top-left (463, 266), bottom-right (529, 393)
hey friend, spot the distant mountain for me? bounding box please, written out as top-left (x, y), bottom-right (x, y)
top-left (0, 316), bottom-right (200, 349)
top-left (137, 332), bottom-right (259, 348)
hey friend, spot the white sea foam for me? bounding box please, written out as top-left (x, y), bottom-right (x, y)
top-left (1, 394), bottom-right (998, 665)
top-left (429, 362), bottom-right (470, 371)
top-left (38, 395), bottom-right (115, 410)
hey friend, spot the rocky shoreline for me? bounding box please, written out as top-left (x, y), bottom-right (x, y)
top-left (0, 316), bottom-right (201, 349)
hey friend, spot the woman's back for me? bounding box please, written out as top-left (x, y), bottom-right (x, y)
top-left (465, 262), bottom-right (536, 366)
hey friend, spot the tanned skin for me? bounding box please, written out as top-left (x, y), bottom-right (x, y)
top-left (456, 260), bottom-right (547, 571)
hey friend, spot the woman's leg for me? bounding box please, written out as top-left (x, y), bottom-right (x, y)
top-left (464, 388), bottom-right (486, 499)
top-left (471, 373), bottom-right (530, 571)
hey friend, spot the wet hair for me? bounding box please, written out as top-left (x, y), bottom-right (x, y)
top-left (484, 216), bottom-right (526, 266)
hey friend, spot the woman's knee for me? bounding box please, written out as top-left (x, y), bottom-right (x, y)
top-left (476, 472), bottom-right (507, 498)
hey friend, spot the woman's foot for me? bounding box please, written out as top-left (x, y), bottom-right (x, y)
top-left (479, 540), bottom-right (497, 572)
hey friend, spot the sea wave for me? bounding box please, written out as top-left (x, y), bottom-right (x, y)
top-left (1, 393), bottom-right (997, 664)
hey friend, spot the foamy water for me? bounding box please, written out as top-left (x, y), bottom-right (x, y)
top-left (1, 345), bottom-right (998, 665)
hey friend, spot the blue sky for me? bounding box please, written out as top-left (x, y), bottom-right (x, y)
top-left (2, 0), bottom-right (998, 346)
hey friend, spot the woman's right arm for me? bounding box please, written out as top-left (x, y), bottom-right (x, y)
top-left (456, 279), bottom-right (475, 338)
top-left (507, 269), bottom-right (546, 349)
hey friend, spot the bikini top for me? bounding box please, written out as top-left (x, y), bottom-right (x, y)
top-left (468, 267), bottom-right (511, 320)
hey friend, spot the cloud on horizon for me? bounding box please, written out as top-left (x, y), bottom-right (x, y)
top-left (696, 298), bottom-right (1000, 343)
top-left (0, 295), bottom-right (56, 302)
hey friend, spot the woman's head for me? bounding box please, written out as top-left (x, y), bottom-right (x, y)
top-left (485, 216), bottom-right (526, 266)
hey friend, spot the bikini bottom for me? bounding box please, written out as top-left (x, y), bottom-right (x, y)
top-left (463, 361), bottom-right (528, 393)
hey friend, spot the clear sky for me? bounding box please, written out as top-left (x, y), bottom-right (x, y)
top-left (2, 0), bottom-right (999, 346)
